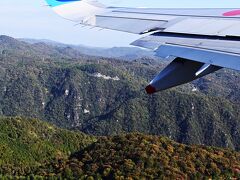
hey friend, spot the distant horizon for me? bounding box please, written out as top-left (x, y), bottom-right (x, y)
top-left (1, 34), bottom-right (142, 49)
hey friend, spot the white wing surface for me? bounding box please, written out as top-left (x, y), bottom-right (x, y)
top-left (46, 0), bottom-right (240, 93)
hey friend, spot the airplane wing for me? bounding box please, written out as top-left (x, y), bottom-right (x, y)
top-left (45, 0), bottom-right (240, 93)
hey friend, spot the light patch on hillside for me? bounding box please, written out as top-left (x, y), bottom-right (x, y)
top-left (89, 72), bottom-right (120, 81)
top-left (84, 109), bottom-right (90, 114)
top-left (28, 131), bottom-right (38, 138)
top-left (192, 86), bottom-right (198, 92)
top-left (65, 89), bottom-right (69, 96)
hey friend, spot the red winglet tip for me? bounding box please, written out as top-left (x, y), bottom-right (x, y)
top-left (145, 85), bottom-right (156, 94)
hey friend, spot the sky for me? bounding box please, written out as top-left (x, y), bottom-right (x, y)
top-left (0, 0), bottom-right (240, 47)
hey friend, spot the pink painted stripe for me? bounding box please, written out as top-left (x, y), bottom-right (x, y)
top-left (223, 10), bottom-right (240, 16)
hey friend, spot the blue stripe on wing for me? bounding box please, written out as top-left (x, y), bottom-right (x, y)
top-left (45, 0), bottom-right (80, 7)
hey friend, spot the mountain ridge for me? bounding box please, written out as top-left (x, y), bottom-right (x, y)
top-left (0, 116), bottom-right (239, 179)
top-left (0, 35), bottom-right (239, 151)
top-left (19, 37), bottom-right (157, 60)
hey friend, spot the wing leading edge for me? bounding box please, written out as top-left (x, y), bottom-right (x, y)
top-left (45, 0), bottom-right (240, 93)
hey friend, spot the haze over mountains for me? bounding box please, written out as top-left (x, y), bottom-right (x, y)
top-left (0, 35), bottom-right (239, 178)
top-left (20, 38), bottom-right (156, 60)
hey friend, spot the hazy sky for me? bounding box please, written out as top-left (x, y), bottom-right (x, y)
top-left (0, 0), bottom-right (240, 47)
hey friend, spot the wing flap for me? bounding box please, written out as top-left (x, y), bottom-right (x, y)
top-left (95, 8), bottom-right (240, 37)
top-left (220, 23), bottom-right (240, 37)
top-left (132, 32), bottom-right (240, 52)
top-left (164, 18), bottom-right (240, 37)
top-left (155, 44), bottom-right (240, 71)
top-left (95, 15), bottom-right (167, 34)
top-left (132, 32), bottom-right (240, 71)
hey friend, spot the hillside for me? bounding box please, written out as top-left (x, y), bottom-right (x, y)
top-left (37, 133), bottom-right (240, 179)
top-left (0, 35), bottom-right (239, 151)
top-left (0, 116), bottom-right (96, 176)
top-left (0, 35), bottom-right (90, 61)
top-left (0, 118), bottom-right (239, 178)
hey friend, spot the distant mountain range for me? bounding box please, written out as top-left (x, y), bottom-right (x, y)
top-left (0, 34), bottom-right (240, 178)
top-left (20, 38), bottom-right (156, 60)
top-left (0, 35), bottom-right (239, 151)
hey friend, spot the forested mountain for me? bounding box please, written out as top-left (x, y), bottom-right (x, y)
top-left (0, 117), bottom-right (239, 179)
top-left (0, 116), bottom-right (95, 176)
top-left (0, 35), bottom-right (239, 151)
top-left (42, 133), bottom-right (240, 179)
